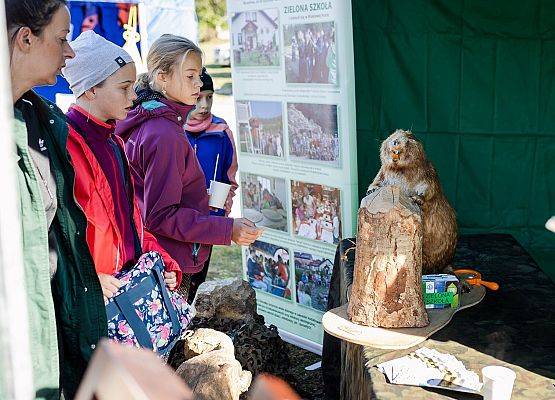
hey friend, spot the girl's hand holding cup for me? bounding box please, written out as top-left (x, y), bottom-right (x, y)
top-left (208, 180), bottom-right (232, 209)
top-left (207, 154), bottom-right (232, 210)
top-left (224, 196), bottom-right (233, 216)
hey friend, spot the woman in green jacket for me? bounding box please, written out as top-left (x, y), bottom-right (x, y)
top-left (6, 1), bottom-right (107, 398)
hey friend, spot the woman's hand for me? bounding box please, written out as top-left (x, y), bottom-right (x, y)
top-left (164, 271), bottom-right (178, 291)
top-left (98, 273), bottom-right (122, 302)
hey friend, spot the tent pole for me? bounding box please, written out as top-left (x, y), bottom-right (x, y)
top-left (138, 1), bottom-right (149, 66)
top-left (0, 1), bottom-right (33, 399)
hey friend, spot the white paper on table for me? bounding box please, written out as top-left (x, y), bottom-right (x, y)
top-left (376, 347), bottom-right (483, 394)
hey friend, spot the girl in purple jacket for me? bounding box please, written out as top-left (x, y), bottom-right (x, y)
top-left (116, 34), bottom-right (262, 302)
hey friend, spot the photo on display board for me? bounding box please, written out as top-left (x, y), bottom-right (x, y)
top-left (235, 100), bottom-right (284, 158)
top-left (294, 251), bottom-right (333, 312)
top-left (287, 103), bottom-right (340, 167)
top-left (241, 173), bottom-right (289, 232)
top-left (291, 180), bottom-right (341, 245)
top-left (283, 21), bottom-right (336, 84)
top-left (245, 240), bottom-right (292, 299)
top-left (230, 9), bottom-right (280, 67)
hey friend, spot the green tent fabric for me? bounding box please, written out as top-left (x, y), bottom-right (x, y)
top-left (352, 0), bottom-right (555, 280)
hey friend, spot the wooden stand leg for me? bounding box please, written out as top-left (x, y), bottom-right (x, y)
top-left (341, 342), bottom-right (373, 400)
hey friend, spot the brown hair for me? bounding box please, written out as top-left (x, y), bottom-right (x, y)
top-left (135, 34), bottom-right (202, 93)
top-left (5, 0), bottom-right (67, 38)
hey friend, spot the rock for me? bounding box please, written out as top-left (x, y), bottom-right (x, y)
top-left (190, 280), bottom-right (291, 379)
top-left (182, 328), bottom-right (234, 360)
top-left (176, 349), bottom-right (252, 400)
top-left (193, 278), bottom-right (257, 323)
top-left (233, 322), bottom-right (290, 377)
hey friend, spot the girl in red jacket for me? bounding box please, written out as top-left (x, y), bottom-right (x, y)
top-left (62, 31), bottom-right (181, 300)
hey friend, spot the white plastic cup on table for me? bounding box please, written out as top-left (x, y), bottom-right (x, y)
top-left (546, 216), bottom-right (555, 233)
top-left (208, 180), bottom-right (231, 209)
top-left (481, 366), bottom-right (516, 400)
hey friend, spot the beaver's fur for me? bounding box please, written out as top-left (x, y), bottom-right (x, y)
top-left (366, 129), bottom-right (457, 274)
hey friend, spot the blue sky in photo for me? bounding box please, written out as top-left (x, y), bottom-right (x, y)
top-left (250, 101), bottom-right (282, 119)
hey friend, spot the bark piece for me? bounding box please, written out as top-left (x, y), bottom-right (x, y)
top-left (348, 186), bottom-right (429, 328)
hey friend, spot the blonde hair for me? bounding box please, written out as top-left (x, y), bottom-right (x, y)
top-left (135, 34), bottom-right (202, 92)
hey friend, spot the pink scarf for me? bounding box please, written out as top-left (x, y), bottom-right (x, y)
top-left (185, 114), bottom-right (212, 133)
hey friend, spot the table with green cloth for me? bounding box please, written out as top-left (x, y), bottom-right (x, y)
top-left (321, 234), bottom-right (555, 400)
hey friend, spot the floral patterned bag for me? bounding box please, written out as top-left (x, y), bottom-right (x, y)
top-left (105, 252), bottom-right (194, 355)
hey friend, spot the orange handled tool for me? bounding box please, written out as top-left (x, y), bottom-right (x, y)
top-left (454, 269), bottom-right (499, 291)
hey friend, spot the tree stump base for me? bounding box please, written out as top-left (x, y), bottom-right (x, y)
top-left (347, 186), bottom-right (429, 328)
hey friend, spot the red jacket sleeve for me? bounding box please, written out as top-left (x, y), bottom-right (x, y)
top-left (142, 229), bottom-right (182, 288)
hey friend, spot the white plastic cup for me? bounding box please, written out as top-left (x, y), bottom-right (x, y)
top-left (546, 216), bottom-right (555, 233)
top-left (481, 366), bottom-right (516, 400)
top-left (208, 180), bottom-right (231, 209)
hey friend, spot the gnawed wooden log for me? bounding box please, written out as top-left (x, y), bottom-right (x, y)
top-left (347, 186), bottom-right (429, 328)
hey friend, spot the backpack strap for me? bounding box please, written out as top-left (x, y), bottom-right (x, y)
top-left (114, 290), bottom-right (153, 349)
top-left (152, 262), bottom-right (182, 338)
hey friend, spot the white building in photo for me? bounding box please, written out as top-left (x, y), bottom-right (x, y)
top-left (231, 10), bottom-right (278, 52)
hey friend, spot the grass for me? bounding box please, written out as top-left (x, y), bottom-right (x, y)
top-left (196, 40), bottom-right (238, 280)
top-left (205, 63), bottom-right (232, 95)
top-left (196, 40), bottom-right (240, 279)
top-left (200, 40), bottom-right (233, 95)
top-left (234, 51), bottom-right (279, 67)
top-left (206, 244), bottom-right (243, 281)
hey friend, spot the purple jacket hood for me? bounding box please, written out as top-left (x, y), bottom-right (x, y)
top-left (116, 97), bottom-right (190, 141)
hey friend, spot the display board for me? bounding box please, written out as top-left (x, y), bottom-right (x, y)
top-left (227, 0), bottom-right (358, 353)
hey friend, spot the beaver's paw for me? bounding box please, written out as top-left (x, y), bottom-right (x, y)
top-left (410, 194), bottom-right (424, 206)
top-left (360, 195), bottom-right (371, 209)
top-left (414, 182), bottom-right (428, 197)
top-left (366, 185), bottom-right (380, 195)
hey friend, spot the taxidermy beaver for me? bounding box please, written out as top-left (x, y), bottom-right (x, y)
top-left (364, 129), bottom-right (457, 274)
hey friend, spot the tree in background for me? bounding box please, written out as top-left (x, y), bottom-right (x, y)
top-left (196, 0), bottom-right (227, 42)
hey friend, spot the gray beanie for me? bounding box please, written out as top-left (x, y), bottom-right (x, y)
top-left (62, 30), bottom-right (134, 98)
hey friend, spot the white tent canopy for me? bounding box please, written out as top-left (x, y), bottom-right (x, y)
top-left (72, 0), bottom-right (198, 52)
top-left (141, 0), bottom-right (198, 48)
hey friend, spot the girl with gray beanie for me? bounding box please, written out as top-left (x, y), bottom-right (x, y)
top-left (61, 30), bottom-right (182, 298)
